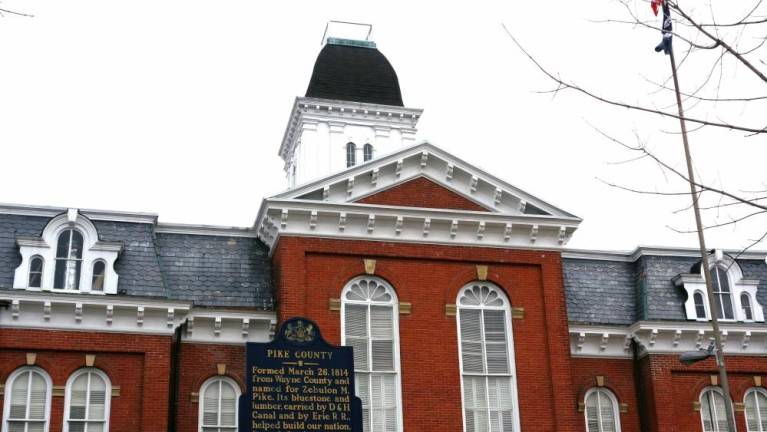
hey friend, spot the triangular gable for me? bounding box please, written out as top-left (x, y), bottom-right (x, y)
top-left (273, 141), bottom-right (578, 219)
top-left (356, 177), bottom-right (491, 212)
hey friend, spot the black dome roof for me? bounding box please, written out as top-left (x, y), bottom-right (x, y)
top-left (305, 39), bottom-right (404, 107)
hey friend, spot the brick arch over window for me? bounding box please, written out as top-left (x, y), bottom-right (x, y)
top-left (443, 267), bottom-right (512, 306)
top-left (324, 261), bottom-right (412, 302)
top-left (192, 372), bottom-right (246, 395)
top-left (574, 380), bottom-right (629, 411)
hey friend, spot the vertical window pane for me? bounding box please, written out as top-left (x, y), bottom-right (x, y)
top-left (57, 230), bottom-right (72, 258)
top-left (342, 277), bottom-right (401, 432)
top-left (458, 283), bottom-right (517, 432)
top-left (29, 257), bottom-right (43, 288)
top-left (92, 261), bottom-right (106, 291)
top-left (695, 292), bottom-right (707, 319)
top-left (199, 377), bottom-right (239, 431)
top-left (742, 294), bottom-right (753, 321)
top-left (7, 369), bottom-right (50, 431)
top-left (346, 142), bottom-right (357, 168)
top-left (364, 144), bottom-right (373, 162)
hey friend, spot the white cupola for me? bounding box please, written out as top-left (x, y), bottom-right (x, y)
top-left (279, 22), bottom-right (423, 188)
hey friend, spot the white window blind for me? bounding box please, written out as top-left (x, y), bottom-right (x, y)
top-left (64, 369), bottom-right (110, 432)
top-left (745, 388), bottom-right (767, 432)
top-left (199, 377), bottom-right (239, 432)
top-left (342, 277), bottom-right (402, 432)
top-left (4, 368), bottom-right (50, 432)
top-left (457, 283), bottom-right (519, 432)
top-left (584, 388), bottom-right (620, 432)
top-left (701, 388), bottom-right (730, 432)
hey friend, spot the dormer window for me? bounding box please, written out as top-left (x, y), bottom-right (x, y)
top-left (55, 229), bottom-right (84, 290)
top-left (712, 266), bottom-right (734, 320)
top-left (91, 261), bottom-right (106, 292)
top-left (28, 256), bottom-right (44, 288)
top-left (13, 209), bottom-right (122, 294)
top-left (363, 143), bottom-right (373, 162)
top-left (346, 142), bottom-right (357, 167)
top-left (674, 251), bottom-right (764, 322)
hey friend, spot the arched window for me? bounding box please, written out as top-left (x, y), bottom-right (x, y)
top-left (28, 256), bottom-right (44, 288)
top-left (584, 388), bottom-right (621, 432)
top-left (64, 368), bottom-right (111, 432)
top-left (694, 291), bottom-right (707, 319)
top-left (745, 388), bottom-right (767, 432)
top-left (457, 282), bottom-right (520, 432)
top-left (700, 387), bottom-right (731, 432)
top-left (91, 261), bottom-right (106, 292)
top-left (2, 367), bottom-right (52, 432)
top-left (346, 142), bottom-right (357, 168)
top-left (54, 229), bottom-right (84, 290)
top-left (199, 376), bottom-right (240, 432)
top-left (712, 266), bottom-right (735, 320)
top-left (742, 293), bottom-right (754, 321)
top-left (363, 144), bottom-right (374, 162)
top-left (341, 277), bottom-right (402, 432)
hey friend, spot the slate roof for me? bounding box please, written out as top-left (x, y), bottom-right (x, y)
top-left (155, 233), bottom-right (273, 309)
top-left (305, 40), bottom-right (404, 106)
top-left (0, 214), bottom-right (50, 289)
top-left (0, 213), bottom-right (273, 308)
top-left (563, 258), bottom-right (636, 325)
top-left (564, 254), bottom-right (767, 325)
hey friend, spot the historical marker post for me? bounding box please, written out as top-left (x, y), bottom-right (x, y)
top-left (240, 317), bottom-right (362, 432)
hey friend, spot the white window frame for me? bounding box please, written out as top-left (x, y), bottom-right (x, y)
top-left (675, 251), bottom-right (764, 323)
top-left (346, 142), bottom-right (357, 168)
top-left (2, 366), bottom-right (53, 432)
top-left (13, 210), bottom-right (122, 294)
top-left (198, 376), bottom-right (240, 432)
top-left (744, 387), bottom-right (767, 432)
top-left (63, 368), bottom-right (112, 432)
top-left (340, 276), bottom-right (404, 432)
top-left (456, 282), bottom-right (521, 432)
top-left (700, 386), bottom-right (734, 432)
top-left (28, 255), bottom-right (45, 288)
top-left (584, 388), bottom-right (621, 432)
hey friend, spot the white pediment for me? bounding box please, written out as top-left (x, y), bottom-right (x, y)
top-left (274, 141), bottom-right (578, 218)
top-left (257, 142), bottom-right (581, 252)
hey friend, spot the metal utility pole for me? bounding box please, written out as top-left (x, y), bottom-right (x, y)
top-left (667, 28), bottom-right (738, 432)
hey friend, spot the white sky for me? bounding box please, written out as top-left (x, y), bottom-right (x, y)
top-left (1, 0), bottom-right (765, 252)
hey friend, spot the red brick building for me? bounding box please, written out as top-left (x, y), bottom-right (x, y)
top-left (2, 29), bottom-right (767, 432)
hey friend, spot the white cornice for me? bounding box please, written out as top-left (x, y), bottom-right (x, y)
top-left (255, 198), bottom-right (580, 254)
top-left (569, 321), bottom-right (767, 359)
top-left (562, 246), bottom-right (767, 262)
top-left (0, 290), bottom-right (277, 344)
top-left (279, 97), bottom-right (423, 160)
top-left (155, 222), bottom-right (258, 238)
top-left (0, 203), bottom-right (158, 224)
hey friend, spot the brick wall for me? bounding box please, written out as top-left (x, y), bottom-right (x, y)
top-left (0, 328), bottom-right (171, 432)
top-left (355, 177), bottom-right (489, 212)
top-left (272, 236), bottom-right (579, 431)
top-left (640, 354), bottom-right (767, 432)
top-left (570, 358), bottom-right (641, 432)
top-left (174, 343), bottom-right (246, 432)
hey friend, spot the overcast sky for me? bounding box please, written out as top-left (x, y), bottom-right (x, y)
top-left (1, 0), bottom-right (765, 252)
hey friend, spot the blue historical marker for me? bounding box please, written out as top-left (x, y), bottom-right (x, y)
top-left (240, 317), bottom-right (363, 431)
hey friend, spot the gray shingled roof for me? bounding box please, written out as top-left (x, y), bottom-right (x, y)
top-left (155, 233), bottom-right (273, 308)
top-left (93, 220), bottom-right (167, 298)
top-left (0, 214), bottom-right (50, 289)
top-left (564, 254), bottom-right (767, 325)
top-left (0, 213), bottom-right (273, 308)
top-left (563, 258), bottom-right (636, 325)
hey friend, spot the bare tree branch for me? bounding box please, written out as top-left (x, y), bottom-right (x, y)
top-left (500, 24), bottom-right (767, 135)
